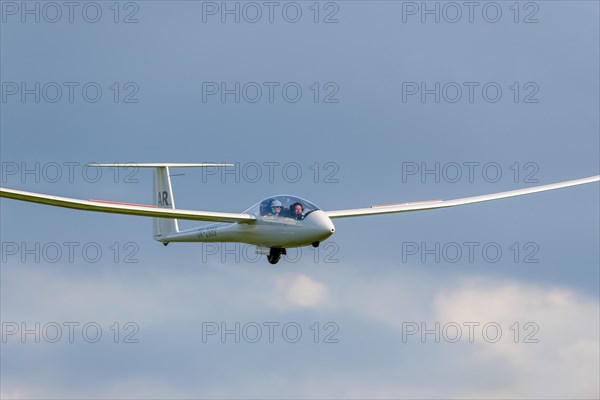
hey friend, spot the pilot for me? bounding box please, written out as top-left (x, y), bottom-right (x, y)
top-left (291, 202), bottom-right (304, 220)
top-left (270, 200), bottom-right (283, 217)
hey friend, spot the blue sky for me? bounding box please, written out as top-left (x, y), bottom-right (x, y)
top-left (1, 1), bottom-right (599, 398)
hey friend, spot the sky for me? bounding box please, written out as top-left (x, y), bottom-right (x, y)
top-left (1, 1), bottom-right (599, 398)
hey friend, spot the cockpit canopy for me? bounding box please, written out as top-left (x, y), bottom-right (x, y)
top-left (244, 195), bottom-right (320, 221)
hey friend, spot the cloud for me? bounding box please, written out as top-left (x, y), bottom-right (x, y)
top-left (324, 271), bottom-right (599, 399)
top-left (267, 273), bottom-right (331, 310)
top-left (432, 278), bottom-right (600, 399)
top-left (1, 262), bottom-right (598, 399)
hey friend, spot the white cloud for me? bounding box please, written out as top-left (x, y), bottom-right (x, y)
top-left (266, 273), bottom-right (331, 310)
top-left (2, 262), bottom-right (598, 399)
top-left (432, 278), bottom-right (600, 399)
top-left (325, 271), bottom-right (599, 399)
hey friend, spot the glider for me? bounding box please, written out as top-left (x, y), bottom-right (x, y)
top-left (1, 163), bottom-right (598, 264)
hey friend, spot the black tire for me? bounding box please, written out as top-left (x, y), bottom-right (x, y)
top-left (268, 248), bottom-right (282, 265)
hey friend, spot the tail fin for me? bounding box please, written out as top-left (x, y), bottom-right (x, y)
top-left (153, 167), bottom-right (178, 240)
top-left (89, 163), bottom-right (234, 241)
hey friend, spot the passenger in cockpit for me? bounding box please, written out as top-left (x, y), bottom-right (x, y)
top-left (260, 200), bottom-right (271, 216)
top-left (291, 202), bottom-right (304, 220)
top-left (270, 200), bottom-right (283, 217)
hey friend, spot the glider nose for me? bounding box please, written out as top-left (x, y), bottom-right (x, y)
top-left (306, 210), bottom-right (335, 240)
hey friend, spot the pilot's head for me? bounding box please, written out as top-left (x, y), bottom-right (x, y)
top-left (291, 202), bottom-right (304, 219)
top-left (270, 200), bottom-right (283, 215)
top-left (292, 203), bottom-right (303, 215)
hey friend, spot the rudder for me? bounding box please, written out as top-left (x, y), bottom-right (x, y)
top-left (153, 167), bottom-right (178, 240)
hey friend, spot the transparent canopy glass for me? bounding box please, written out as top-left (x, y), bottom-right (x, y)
top-left (243, 195), bottom-right (320, 220)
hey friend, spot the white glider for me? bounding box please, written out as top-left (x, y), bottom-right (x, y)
top-left (1, 164), bottom-right (598, 264)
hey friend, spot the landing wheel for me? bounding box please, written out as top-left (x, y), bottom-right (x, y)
top-left (267, 248), bottom-right (285, 265)
top-left (267, 254), bottom-right (281, 265)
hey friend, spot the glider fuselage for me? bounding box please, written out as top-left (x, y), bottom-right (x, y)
top-left (161, 209), bottom-right (335, 248)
